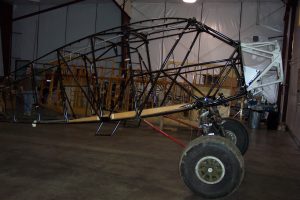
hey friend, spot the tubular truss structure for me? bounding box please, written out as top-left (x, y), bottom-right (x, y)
top-left (1, 18), bottom-right (247, 123)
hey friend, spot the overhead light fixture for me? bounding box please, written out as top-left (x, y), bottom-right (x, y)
top-left (183, 0), bottom-right (197, 3)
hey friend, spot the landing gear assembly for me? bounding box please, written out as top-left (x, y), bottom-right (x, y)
top-left (198, 102), bottom-right (249, 155)
top-left (180, 136), bottom-right (244, 199)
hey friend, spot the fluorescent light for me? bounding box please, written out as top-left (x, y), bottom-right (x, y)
top-left (183, 0), bottom-right (197, 3)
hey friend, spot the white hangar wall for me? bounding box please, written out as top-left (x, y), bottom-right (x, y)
top-left (131, 0), bottom-right (284, 65)
top-left (131, 0), bottom-right (285, 104)
top-left (11, 0), bottom-right (122, 70)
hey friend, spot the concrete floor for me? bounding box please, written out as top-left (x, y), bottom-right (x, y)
top-left (0, 121), bottom-right (300, 200)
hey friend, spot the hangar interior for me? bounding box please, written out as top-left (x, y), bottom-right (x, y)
top-left (0, 0), bottom-right (300, 199)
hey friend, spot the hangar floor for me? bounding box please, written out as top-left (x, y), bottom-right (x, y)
top-left (0, 121), bottom-right (300, 200)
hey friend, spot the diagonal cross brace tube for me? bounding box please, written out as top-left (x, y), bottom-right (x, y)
top-left (137, 22), bottom-right (192, 117)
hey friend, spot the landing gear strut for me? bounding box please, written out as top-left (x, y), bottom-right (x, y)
top-left (199, 106), bottom-right (249, 155)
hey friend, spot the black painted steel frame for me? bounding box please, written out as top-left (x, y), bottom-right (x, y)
top-left (3, 18), bottom-right (247, 122)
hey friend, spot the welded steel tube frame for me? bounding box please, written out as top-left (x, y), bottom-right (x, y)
top-left (3, 18), bottom-right (247, 122)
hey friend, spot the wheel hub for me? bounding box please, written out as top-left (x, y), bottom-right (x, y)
top-left (224, 130), bottom-right (237, 144)
top-left (195, 156), bottom-right (225, 184)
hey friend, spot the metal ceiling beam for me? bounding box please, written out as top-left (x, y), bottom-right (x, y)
top-left (13, 0), bottom-right (85, 21)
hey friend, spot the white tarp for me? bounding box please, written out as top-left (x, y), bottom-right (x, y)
top-left (132, 0), bottom-right (284, 63)
top-left (131, 0), bottom-right (285, 103)
top-left (12, 1), bottom-right (122, 69)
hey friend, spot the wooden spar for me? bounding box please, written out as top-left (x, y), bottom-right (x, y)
top-left (66, 103), bottom-right (192, 123)
top-left (68, 115), bottom-right (101, 123)
top-left (111, 103), bottom-right (191, 120)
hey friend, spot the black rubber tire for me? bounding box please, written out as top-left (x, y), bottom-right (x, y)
top-left (222, 118), bottom-right (249, 155)
top-left (180, 136), bottom-right (244, 199)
